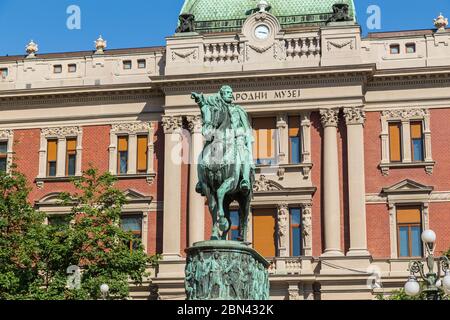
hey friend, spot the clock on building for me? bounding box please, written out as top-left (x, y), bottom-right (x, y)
top-left (254, 24), bottom-right (270, 40)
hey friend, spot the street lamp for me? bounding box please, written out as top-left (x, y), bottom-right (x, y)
top-left (404, 229), bottom-right (450, 300)
top-left (100, 283), bottom-right (109, 300)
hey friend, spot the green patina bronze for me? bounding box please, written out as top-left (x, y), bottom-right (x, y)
top-left (179, 0), bottom-right (356, 33)
top-left (185, 86), bottom-right (269, 300)
top-left (192, 85), bottom-right (255, 241)
top-left (185, 241), bottom-right (270, 300)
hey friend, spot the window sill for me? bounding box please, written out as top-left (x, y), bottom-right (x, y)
top-left (114, 173), bottom-right (156, 184)
top-left (255, 163), bottom-right (313, 179)
top-left (379, 161), bottom-right (435, 176)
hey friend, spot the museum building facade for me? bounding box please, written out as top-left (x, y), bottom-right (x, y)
top-left (1, 0), bottom-right (450, 299)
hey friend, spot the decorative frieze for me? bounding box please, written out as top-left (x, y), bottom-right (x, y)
top-left (253, 175), bottom-right (283, 192)
top-left (41, 126), bottom-right (81, 138)
top-left (111, 122), bottom-right (151, 134)
top-left (381, 108), bottom-right (429, 120)
top-left (319, 108), bottom-right (339, 127)
top-left (162, 115), bottom-right (183, 134)
top-left (343, 107), bottom-right (366, 125)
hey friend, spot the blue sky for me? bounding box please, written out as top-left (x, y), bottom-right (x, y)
top-left (0, 0), bottom-right (449, 56)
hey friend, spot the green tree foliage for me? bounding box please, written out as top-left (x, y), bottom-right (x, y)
top-left (0, 167), bottom-right (160, 300)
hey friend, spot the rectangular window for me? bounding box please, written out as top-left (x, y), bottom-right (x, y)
top-left (229, 210), bottom-right (240, 241)
top-left (66, 138), bottom-right (77, 176)
top-left (47, 139), bottom-right (58, 177)
top-left (121, 215), bottom-right (143, 251)
top-left (53, 65), bottom-right (62, 74)
top-left (288, 116), bottom-right (301, 164)
top-left (290, 208), bottom-right (302, 257)
top-left (252, 208), bottom-right (276, 257)
top-left (48, 215), bottom-right (69, 227)
top-left (0, 141), bottom-right (7, 172)
top-left (138, 59), bottom-right (146, 69)
top-left (410, 121), bottom-right (424, 162)
top-left (137, 135), bottom-right (148, 173)
top-left (253, 117), bottom-right (277, 165)
top-left (123, 60), bottom-right (132, 70)
top-left (117, 136), bottom-right (128, 174)
top-left (0, 68), bottom-right (8, 78)
top-left (397, 207), bottom-right (422, 258)
top-left (68, 64), bottom-right (77, 73)
top-left (389, 122), bottom-right (402, 162)
top-left (406, 43), bottom-right (416, 54)
top-left (390, 44), bottom-right (400, 54)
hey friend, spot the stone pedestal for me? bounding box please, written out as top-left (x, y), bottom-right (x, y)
top-left (185, 240), bottom-right (270, 300)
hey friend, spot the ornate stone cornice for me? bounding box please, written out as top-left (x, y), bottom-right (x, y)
top-left (343, 107), bottom-right (366, 125)
top-left (319, 108), bottom-right (339, 127)
top-left (41, 126), bottom-right (81, 138)
top-left (186, 115), bottom-right (203, 134)
top-left (0, 129), bottom-right (13, 140)
top-left (382, 108), bottom-right (429, 120)
top-left (111, 122), bottom-right (151, 134)
top-left (161, 115), bottom-right (183, 134)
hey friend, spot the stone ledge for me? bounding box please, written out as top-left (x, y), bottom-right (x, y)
top-left (379, 161), bottom-right (435, 176)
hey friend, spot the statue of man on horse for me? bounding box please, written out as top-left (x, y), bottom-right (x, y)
top-left (192, 85), bottom-right (255, 241)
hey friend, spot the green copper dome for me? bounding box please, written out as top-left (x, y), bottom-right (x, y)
top-left (179, 0), bottom-right (356, 33)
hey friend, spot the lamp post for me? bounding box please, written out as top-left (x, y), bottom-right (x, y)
top-left (404, 229), bottom-right (450, 300)
top-left (100, 283), bottom-right (109, 300)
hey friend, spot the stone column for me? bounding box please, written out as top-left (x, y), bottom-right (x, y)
top-left (320, 109), bottom-right (343, 256)
top-left (128, 133), bottom-right (137, 174)
top-left (56, 137), bottom-right (66, 177)
top-left (162, 115), bottom-right (183, 260)
top-left (187, 115), bottom-right (205, 246)
top-left (344, 107), bottom-right (370, 256)
top-left (302, 203), bottom-right (313, 256)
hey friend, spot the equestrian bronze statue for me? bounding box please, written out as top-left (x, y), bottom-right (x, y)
top-left (191, 85), bottom-right (255, 241)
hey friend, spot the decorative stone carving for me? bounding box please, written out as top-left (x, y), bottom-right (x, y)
top-left (382, 108), bottom-right (429, 119)
top-left (41, 126), bottom-right (81, 138)
top-left (185, 242), bottom-right (269, 300)
top-left (176, 13), bottom-right (196, 33)
top-left (319, 108), bottom-right (339, 127)
top-left (434, 13), bottom-right (448, 32)
top-left (302, 204), bottom-right (312, 256)
top-left (288, 284), bottom-right (301, 300)
top-left (326, 3), bottom-right (353, 24)
top-left (277, 203), bottom-right (289, 257)
top-left (186, 115), bottom-right (203, 134)
top-left (257, 0), bottom-right (270, 13)
top-left (111, 122), bottom-right (151, 134)
top-left (253, 175), bottom-right (283, 192)
top-left (26, 40), bottom-right (38, 58)
top-left (95, 35), bottom-right (107, 54)
top-left (344, 107), bottom-right (366, 125)
top-left (327, 40), bottom-right (354, 51)
top-left (172, 49), bottom-right (198, 62)
top-left (161, 116), bottom-right (183, 134)
top-left (0, 129), bottom-right (13, 140)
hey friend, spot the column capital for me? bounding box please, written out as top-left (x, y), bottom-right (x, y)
top-left (319, 108), bottom-right (339, 127)
top-left (343, 107), bottom-right (366, 125)
top-left (162, 115), bottom-right (183, 134)
top-left (186, 115), bottom-right (203, 134)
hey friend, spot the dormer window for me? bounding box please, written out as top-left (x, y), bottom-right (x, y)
top-left (123, 60), bottom-right (132, 70)
top-left (53, 65), bottom-right (62, 74)
top-left (390, 44), bottom-right (400, 54)
top-left (138, 59), bottom-right (146, 69)
top-left (68, 64), bottom-right (77, 73)
top-left (406, 43), bottom-right (416, 54)
top-left (0, 68), bottom-right (8, 78)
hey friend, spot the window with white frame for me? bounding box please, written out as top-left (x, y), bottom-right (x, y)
top-left (380, 109), bottom-right (434, 175)
top-left (0, 130), bottom-right (13, 173)
top-left (109, 122), bottom-right (155, 177)
top-left (38, 127), bottom-right (82, 180)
